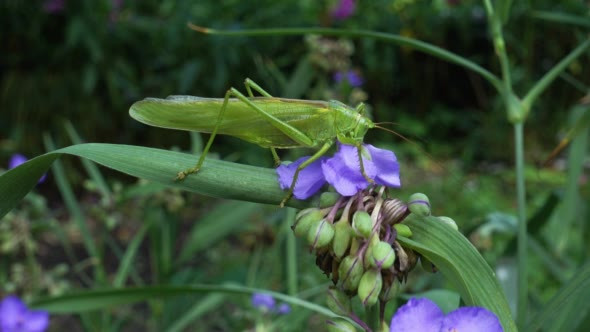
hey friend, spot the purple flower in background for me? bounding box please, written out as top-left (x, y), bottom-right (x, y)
top-left (333, 70), bottom-right (364, 87)
top-left (331, 0), bottom-right (356, 20)
top-left (390, 298), bottom-right (503, 332)
top-left (276, 156), bottom-right (328, 200)
top-left (42, 0), bottom-right (65, 14)
top-left (276, 303), bottom-right (291, 314)
top-left (277, 144), bottom-right (401, 199)
top-left (251, 293), bottom-right (275, 311)
top-left (322, 144), bottom-right (401, 196)
top-left (251, 293), bottom-right (290, 315)
top-left (0, 296), bottom-right (49, 332)
top-left (8, 154), bottom-right (47, 184)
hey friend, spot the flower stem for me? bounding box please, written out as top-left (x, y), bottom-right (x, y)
top-left (285, 208), bottom-right (298, 295)
top-left (366, 303), bottom-right (381, 332)
top-left (514, 122), bottom-right (528, 329)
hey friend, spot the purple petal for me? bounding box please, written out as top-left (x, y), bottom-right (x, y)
top-left (365, 144), bottom-right (401, 187)
top-left (346, 71), bottom-right (364, 87)
top-left (276, 303), bottom-right (291, 315)
top-left (8, 154), bottom-right (28, 169)
top-left (322, 155), bottom-right (368, 196)
top-left (322, 144), bottom-right (381, 196)
top-left (23, 310), bottom-right (49, 332)
top-left (441, 306), bottom-right (503, 332)
top-left (251, 293), bottom-right (276, 311)
top-left (390, 298), bottom-right (443, 332)
top-left (8, 154), bottom-right (47, 184)
top-left (0, 296), bottom-right (27, 327)
top-left (276, 156), bottom-right (327, 200)
top-left (331, 0), bottom-right (356, 20)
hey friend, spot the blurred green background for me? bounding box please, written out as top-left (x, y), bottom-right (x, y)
top-left (1, 0), bottom-right (589, 331)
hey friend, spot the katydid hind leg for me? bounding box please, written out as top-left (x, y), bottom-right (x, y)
top-left (280, 141), bottom-right (333, 207)
top-left (244, 78), bottom-right (273, 97)
top-left (230, 88), bottom-right (315, 147)
top-left (176, 89), bottom-right (233, 180)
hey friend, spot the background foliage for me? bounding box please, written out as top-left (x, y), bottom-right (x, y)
top-left (1, 0), bottom-right (589, 331)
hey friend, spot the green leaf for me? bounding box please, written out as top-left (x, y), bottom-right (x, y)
top-left (190, 25), bottom-right (503, 92)
top-left (397, 214), bottom-right (517, 332)
top-left (29, 284), bottom-right (340, 320)
top-left (0, 143), bottom-right (310, 220)
top-left (527, 262), bottom-right (590, 332)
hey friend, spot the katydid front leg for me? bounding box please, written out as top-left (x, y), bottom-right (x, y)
top-left (177, 79), bottom-right (316, 182)
top-left (356, 144), bottom-right (375, 185)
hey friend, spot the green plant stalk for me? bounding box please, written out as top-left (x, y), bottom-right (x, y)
top-left (514, 122), bottom-right (527, 329)
top-left (189, 24), bottom-right (503, 92)
top-left (522, 38), bottom-right (590, 115)
top-left (366, 303), bottom-right (380, 332)
top-left (483, 1), bottom-right (528, 328)
top-left (285, 208), bottom-right (298, 295)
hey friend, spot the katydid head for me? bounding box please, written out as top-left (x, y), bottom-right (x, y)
top-left (329, 100), bottom-right (374, 145)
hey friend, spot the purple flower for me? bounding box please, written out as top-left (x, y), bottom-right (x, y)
top-left (8, 154), bottom-right (47, 184)
top-left (276, 303), bottom-right (291, 314)
top-left (276, 156), bottom-right (328, 200)
top-left (251, 293), bottom-right (290, 315)
top-left (276, 144), bottom-right (401, 199)
top-left (390, 298), bottom-right (503, 332)
top-left (42, 0), bottom-right (65, 14)
top-left (251, 293), bottom-right (275, 312)
top-left (0, 296), bottom-right (49, 332)
top-left (334, 70), bottom-right (364, 87)
top-left (331, 0), bottom-right (356, 20)
top-left (322, 144), bottom-right (400, 196)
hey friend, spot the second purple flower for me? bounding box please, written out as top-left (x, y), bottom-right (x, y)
top-left (276, 143), bottom-right (401, 199)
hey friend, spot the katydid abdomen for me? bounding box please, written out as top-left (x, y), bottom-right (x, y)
top-left (130, 96), bottom-right (351, 149)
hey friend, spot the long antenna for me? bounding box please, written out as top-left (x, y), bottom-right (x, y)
top-left (374, 125), bottom-right (444, 173)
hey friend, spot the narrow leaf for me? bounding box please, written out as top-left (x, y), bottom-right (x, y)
top-left (397, 214), bottom-right (517, 332)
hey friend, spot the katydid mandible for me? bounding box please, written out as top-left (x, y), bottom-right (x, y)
top-left (129, 78), bottom-right (375, 206)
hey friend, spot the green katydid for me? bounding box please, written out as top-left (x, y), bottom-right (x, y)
top-left (129, 78), bottom-right (390, 206)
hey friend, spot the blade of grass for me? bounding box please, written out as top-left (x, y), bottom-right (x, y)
top-left (165, 293), bottom-right (226, 332)
top-left (43, 135), bottom-right (105, 283)
top-left (398, 214), bottom-right (517, 332)
top-left (527, 262), bottom-right (590, 332)
top-left (177, 200), bottom-right (260, 265)
top-left (188, 24), bottom-right (503, 92)
top-left (113, 220), bottom-right (150, 287)
top-left (532, 11), bottom-right (590, 29)
top-left (522, 38), bottom-right (590, 115)
top-left (64, 121), bottom-right (112, 203)
top-left (0, 143), bottom-right (310, 220)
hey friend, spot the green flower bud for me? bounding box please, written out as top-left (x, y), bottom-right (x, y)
top-left (320, 192), bottom-right (341, 208)
top-left (293, 209), bottom-right (324, 237)
top-left (437, 216), bottom-right (458, 231)
top-left (357, 269), bottom-right (382, 306)
top-left (394, 223), bottom-right (412, 238)
top-left (326, 287), bottom-right (352, 316)
top-left (338, 255), bottom-right (364, 291)
top-left (307, 219), bottom-right (335, 249)
top-left (352, 211), bottom-right (373, 238)
top-left (408, 193), bottom-right (431, 216)
top-left (421, 256), bottom-right (437, 273)
top-left (332, 220), bottom-right (353, 259)
top-left (326, 319), bottom-right (357, 332)
top-left (370, 241), bottom-right (396, 269)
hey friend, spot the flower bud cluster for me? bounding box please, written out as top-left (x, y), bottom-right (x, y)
top-left (292, 188), bottom-right (429, 308)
